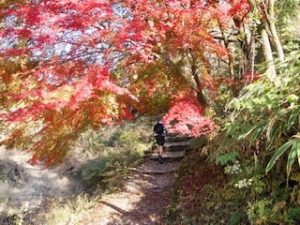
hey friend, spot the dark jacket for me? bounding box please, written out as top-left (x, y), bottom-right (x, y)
top-left (153, 122), bottom-right (166, 136)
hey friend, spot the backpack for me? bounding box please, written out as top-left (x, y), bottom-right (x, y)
top-left (154, 122), bottom-right (165, 135)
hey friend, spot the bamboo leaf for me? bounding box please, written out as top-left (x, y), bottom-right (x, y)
top-left (266, 122), bottom-right (281, 149)
top-left (287, 107), bottom-right (300, 130)
top-left (266, 116), bottom-right (277, 143)
top-left (287, 142), bottom-right (298, 178)
top-left (266, 140), bottom-right (295, 173)
top-left (297, 140), bottom-right (300, 169)
top-left (237, 125), bottom-right (258, 140)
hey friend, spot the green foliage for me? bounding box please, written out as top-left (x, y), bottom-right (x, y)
top-left (275, 0), bottom-right (300, 33)
top-left (229, 211), bottom-right (243, 225)
top-left (171, 49), bottom-right (300, 224)
top-left (75, 117), bottom-right (153, 189)
top-left (227, 50), bottom-right (300, 177)
top-left (216, 152), bottom-right (240, 166)
top-left (81, 149), bottom-right (143, 188)
top-left (203, 132), bottom-right (247, 164)
top-left (247, 199), bottom-right (273, 225)
top-left (285, 207), bottom-right (300, 224)
top-left (266, 136), bottom-right (300, 177)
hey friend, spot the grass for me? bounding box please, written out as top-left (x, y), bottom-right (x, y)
top-left (76, 117), bottom-right (154, 191)
top-left (43, 195), bottom-right (96, 225)
top-left (80, 147), bottom-right (146, 192)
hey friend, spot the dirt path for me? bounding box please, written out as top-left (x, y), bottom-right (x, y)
top-left (0, 148), bottom-right (80, 215)
top-left (82, 160), bottom-right (180, 225)
top-left (0, 148), bottom-right (180, 225)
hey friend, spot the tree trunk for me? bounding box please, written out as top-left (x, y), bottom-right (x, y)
top-left (218, 22), bottom-right (235, 78)
top-left (269, 22), bottom-right (285, 61)
top-left (190, 59), bottom-right (208, 107)
top-left (243, 22), bottom-right (256, 76)
top-left (261, 28), bottom-right (279, 85)
top-left (268, 0), bottom-right (285, 62)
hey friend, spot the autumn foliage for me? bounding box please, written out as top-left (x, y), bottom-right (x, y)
top-left (0, 0), bottom-right (251, 164)
top-left (163, 91), bottom-right (215, 137)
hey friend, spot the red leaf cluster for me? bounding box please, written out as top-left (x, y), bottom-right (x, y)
top-left (163, 91), bottom-right (215, 137)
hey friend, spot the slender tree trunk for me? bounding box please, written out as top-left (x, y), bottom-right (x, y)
top-left (269, 22), bottom-right (285, 61)
top-left (178, 49), bottom-right (208, 107)
top-left (268, 0), bottom-right (285, 61)
top-left (191, 60), bottom-right (208, 107)
top-left (261, 28), bottom-right (279, 85)
top-left (218, 22), bottom-right (235, 78)
top-left (243, 22), bottom-right (256, 76)
top-left (250, 32), bottom-right (256, 77)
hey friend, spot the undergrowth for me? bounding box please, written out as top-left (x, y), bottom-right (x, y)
top-left (76, 116), bottom-right (154, 191)
top-left (6, 117), bottom-right (155, 225)
top-left (166, 48), bottom-right (300, 225)
top-left (40, 117), bottom-right (154, 225)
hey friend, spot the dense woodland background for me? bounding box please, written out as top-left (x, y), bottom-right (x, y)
top-left (0, 0), bottom-right (300, 224)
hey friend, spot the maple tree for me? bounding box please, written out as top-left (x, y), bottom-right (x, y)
top-left (163, 91), bottom-right (215, 137)
top-left (0, 0), bottom-right (251, 164)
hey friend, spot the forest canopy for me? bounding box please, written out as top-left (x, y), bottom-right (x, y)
top-left (0, 0), bottom-right (251, 164)
top-left (0, 0), bottom-right (299, 169)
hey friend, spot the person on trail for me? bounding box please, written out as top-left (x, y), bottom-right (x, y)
top-left (153, 120), bottom-right (167, 164)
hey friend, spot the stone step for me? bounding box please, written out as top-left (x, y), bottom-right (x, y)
top-left (144, 135), bottom-right (206, 157)
top-left (144, 142), bottom-right (191, 154)
top-left (165, 136), bottom-right (193, 143)
top-left (166, 133), bottom-right (183, 137)
top-left (129, 167), bottom-right (177, 174)
top-left (146, 138), bottom-right (205, 154)
top-left (165, 141), bottom-right (196, 151)
top-left (149, 151), bottom-right (186, 161)
top-left (131, 161), bottom-right (180, 174)
top-left (143, 149), bottom-right (154, 155)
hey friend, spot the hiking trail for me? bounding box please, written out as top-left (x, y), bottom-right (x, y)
top-left (80, 134), bottom-right (204, 225)
top-left (0, 134), bottom-right (204, 225)
top-left (82, 160), bottom-right (180, 225)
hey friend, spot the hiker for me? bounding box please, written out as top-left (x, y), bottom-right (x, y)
top-left (153, 120), bottom-right (167, 163)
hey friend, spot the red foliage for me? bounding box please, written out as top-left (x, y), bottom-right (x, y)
top-left (1, 48), bottom-right (29, 57)
top-left (213, 71), bottom-right (260, 91)
top-left (163, 91), bottom-right (215, 137)
top-left (16, 29), bottom-right (32, 38)
top-left (0, 0), bottom-right (250, 164)
top-left (211, 0), bottom-right (251, 28)
top-left (241, 72), bottom-right (260, 83)
top-left (229, 0), bottom-right (252, 20)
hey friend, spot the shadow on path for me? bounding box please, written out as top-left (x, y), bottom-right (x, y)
top-left (83, 160), bottom-right (179, 225)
